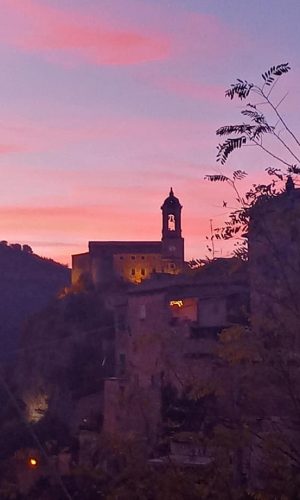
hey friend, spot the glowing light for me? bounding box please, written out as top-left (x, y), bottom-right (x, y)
top-left (170, 300), bottom-right (184, 307)
top-left (29, 457), bottom-right (38, 467)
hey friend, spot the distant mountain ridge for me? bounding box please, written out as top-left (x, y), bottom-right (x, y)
top-left (0, 242), bottom-right (71, 360)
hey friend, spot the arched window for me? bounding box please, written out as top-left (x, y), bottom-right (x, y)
top-left (168, 214), bottom-right (175, 231)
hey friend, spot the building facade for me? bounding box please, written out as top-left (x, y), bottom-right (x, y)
top-left (248, 177), bottom-right (300, 348)
top-left (72, 188), bottom-right (185, 287)
top-left (102, 259), bottom-right (249, 442)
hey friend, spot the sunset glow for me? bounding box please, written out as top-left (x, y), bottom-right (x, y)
top-left (0, 0), bottom-right (299, 265)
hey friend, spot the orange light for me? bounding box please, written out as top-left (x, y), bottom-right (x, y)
top-left (170, 300), bottom-right (183, 308)
top-left (29, 457), bottom-right (38, 467)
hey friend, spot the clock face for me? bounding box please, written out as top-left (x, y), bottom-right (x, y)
top-left (168, 245), bottom-right (176, 252)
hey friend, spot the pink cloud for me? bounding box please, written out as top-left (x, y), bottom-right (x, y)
top-left (0, 112), bottom-right (215, 160)
top-left (0, 1), bottom-right (243, 67)
top-left (0, 144), bottom-right (25, 154)
top-left (0, 0), bottom-right (171, 65)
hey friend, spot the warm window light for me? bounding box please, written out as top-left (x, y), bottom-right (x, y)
top-left (29, 457), bottom-right (38, 467)
top-left (170, 300), bottom-right (184, 307)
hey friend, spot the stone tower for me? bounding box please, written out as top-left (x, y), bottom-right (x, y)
top-left (72, 188), bottom-right (185, 287)
top-left (161, 188), bottom-right (184, 262)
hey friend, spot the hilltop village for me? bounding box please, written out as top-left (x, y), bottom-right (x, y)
top-left (2, 183), bottom-right (300, 497)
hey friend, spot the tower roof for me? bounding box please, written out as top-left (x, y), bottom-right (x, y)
top-left (161, 187), bottom-right (182, 209)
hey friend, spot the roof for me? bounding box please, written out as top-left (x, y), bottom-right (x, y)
top-left (89, 241), bottom-right (162, 255)
top-left (161, 187), bottom-right (182, 209)
top-left (128, 258), bottom-right (248, 296)
top-left (250, 184), bottom-right (300, 216)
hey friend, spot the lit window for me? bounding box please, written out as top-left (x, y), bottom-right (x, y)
top-left (168, 214), bottom-right (176, 231)
top-left (169, 297), bottom-right (198, 322)
top-left (170, 300), bottom-right (184, 308)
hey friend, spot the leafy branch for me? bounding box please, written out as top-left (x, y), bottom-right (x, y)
top-left (216, 63), bottom-right (300, 169)
top-left (206, 63), bottom-right (300, 259)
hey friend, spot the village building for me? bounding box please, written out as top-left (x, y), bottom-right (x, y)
top-left (15, 181), bottom-right (300, 491)
top-left (72, 188), bottom-right (185, 287)
top-left (248, 177), bottom-right (300, 350)
top-left (99, 179), bottom-right (300, 480)
top-left (70, 188), bottom-right (250, 450)
top-left (103, 258), bottom-right (249, 444)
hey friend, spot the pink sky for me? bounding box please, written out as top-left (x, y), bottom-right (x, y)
top-left (0, 0), bottom-right (299, 265)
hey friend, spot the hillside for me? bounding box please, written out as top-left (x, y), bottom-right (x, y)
top-left (16, 290), bottom-right (114, 428)
top-left (0, 242), bottom-right (71, 360)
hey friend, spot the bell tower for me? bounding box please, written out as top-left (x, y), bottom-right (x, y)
top-left (161, 188), bottom-right (184, 262)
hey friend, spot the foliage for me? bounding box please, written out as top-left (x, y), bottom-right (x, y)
top-left (161, 383), bottom-right (218, 437)
top-left (205, 62), bottom-right (300, 259)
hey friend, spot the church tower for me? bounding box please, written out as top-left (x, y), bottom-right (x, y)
top-left (161, 188), bottom-right (184, 263)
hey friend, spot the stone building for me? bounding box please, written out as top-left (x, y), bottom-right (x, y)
top-left (102, 259), bottom-right (249, 443)
top-left (72, 188), bottom-right (185, 287)
top-left (248, 177), bottom-right (300, 348)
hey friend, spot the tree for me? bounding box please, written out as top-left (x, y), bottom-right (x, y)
top-left (205, 63), bottom-right (300, 259)
top-left (201, 64), bottom-right (300, 496)
top-left (23, 244), bottom-right (33, 254)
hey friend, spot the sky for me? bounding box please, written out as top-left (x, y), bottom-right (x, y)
top-left (0, 0), bottom-right (299, 265)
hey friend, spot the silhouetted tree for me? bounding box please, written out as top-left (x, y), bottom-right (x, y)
top-left (206, 63), bottom-right (300, 259)
top-left (201, 64), bottom-right (300, 496)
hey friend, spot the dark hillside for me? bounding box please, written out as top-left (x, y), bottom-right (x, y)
top-left (0, 242), bottom-right (70, 360)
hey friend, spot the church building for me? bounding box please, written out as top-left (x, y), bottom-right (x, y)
top-left (72, 188), bottom-right (185, 287)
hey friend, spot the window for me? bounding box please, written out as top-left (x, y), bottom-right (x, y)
top-left (152, 268), bottom-right (156, 273)
top-left (168, 214), bottom-right (176, 231)
top-left (131, 268), bottom-right (135, 275)
top-left (120, 256), bottom-right (123, 260)
top-left (141, 268), bottom-right (145, 276)
top-left (131, 255), bottom-right (136, 260)
top-left (169, 297), bottom-right (198, 322)
top-left (170, 263), bottom-right (175, 269)
top-left (141, 256), bottom-right (145, 260)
